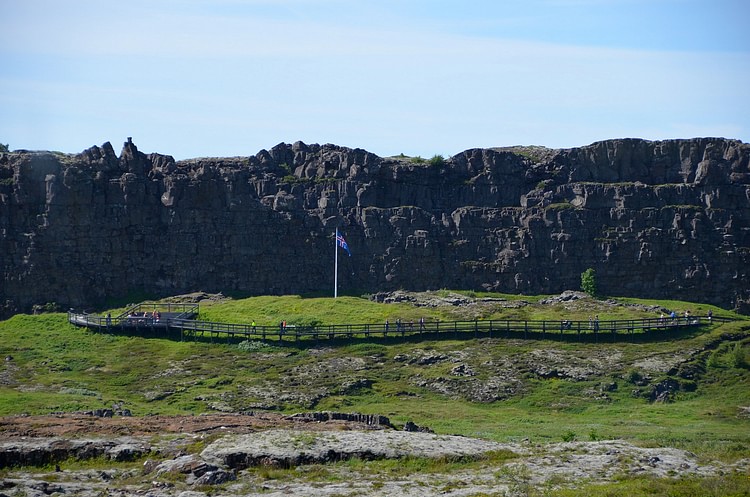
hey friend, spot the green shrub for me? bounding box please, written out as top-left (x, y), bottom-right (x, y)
top-left (428, 154), bottom-right (445, 167)
top-left (731, 343), bottom-right (749, 369)
top-left (562, 430), bottom-right (576, 442)
top-left (581, 268), bottom-right (597, 297)
top-left (707, 348), bottom-right (722, 368)
top-left (625, 369), bottom-right (643, 384)
top-left (237, 340), bottom-right (270, 352)
top-left (291, 317), bottom-right (322, 329)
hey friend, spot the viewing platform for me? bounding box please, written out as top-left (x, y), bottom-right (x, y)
top-left (68, 303), bottom-right (198, 331)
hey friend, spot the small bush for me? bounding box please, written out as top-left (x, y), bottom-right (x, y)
top-left (291, 317), bottom-right (322, 329)
top-left (237, 340), bottom-right (270, 352)
top-left (626, 369), bottom-right (643, 384)
top-left (706, 349), bottom-right (722, 368)
top-left (207, 376), bottom-right (233, 388)
top-left (581, 268), bottom-right (597, 297)
top-left (32, 302), bottom-right (61, 314)
top-left (428, 154), bottom-right (445, 167)
top-left (562, 430), bottom-right (576, 442)
top-left (731, 343), bottom-right (748, 369)
top-left (59, 387), bottom-right (99, 397)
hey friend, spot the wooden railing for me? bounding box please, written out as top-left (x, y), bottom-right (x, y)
top-left (68, 305), bottom-right (731, 343)
top-left (68, 303), bottom-right (198, 330)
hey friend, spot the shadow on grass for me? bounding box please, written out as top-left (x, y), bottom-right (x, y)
top-left (84, 321), bottom-right (720, 350)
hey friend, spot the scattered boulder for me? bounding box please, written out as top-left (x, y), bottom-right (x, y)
top-left (600, 381), bottom-right (618, 392)
top-left (403, 421), bottom-right (434, 433)
top-left (191, 469), bottom-right (235, 485)
top-left (339, 378), bottom-right (373, 394)
top-left (451, 364), bottom-right (476, 376)
top-left (649, 378), bottom-right (681, 403)
top-left (155, 454), bottom-right (216, 477)
top-left (539, 291), bottom-right (589, 304)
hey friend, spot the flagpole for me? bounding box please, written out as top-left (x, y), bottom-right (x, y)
top-left (334, 229), bottom-right (339, 298)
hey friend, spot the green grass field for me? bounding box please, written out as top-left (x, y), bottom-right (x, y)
top-left (1, 292), bottom-right (749, 495)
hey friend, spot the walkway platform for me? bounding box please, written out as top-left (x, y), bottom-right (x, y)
top-left (68, 302), bottom-right (728, 344)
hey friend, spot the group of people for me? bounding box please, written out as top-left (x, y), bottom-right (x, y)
top-left (588, 315), bottom-right (600, 331)
top-left (126, 310), bottom-right (161, 323)
top-left (384, 317), bottom-right (426, 332)
top-left (658, 309), bottom-right (706, 326)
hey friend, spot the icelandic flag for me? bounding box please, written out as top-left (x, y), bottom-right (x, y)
top-left (336, 230), bottom-right (351, 256)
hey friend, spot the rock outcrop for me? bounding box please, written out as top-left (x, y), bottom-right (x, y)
top-left (199, 429), bottom-right (514, 468)
top-left (0, 437), bottom-right (149, 468)
top-left (1, 137), bottom-right (748, 316)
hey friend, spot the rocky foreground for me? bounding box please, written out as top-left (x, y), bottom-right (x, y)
top-left (1, 413), bottom-right (747, 496)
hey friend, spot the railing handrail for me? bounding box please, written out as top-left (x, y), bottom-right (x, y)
top-left (68, 305), bottom-right (733, 343)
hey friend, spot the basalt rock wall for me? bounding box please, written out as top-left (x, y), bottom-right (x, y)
top-left (1, 137), bottom-right (748, 317)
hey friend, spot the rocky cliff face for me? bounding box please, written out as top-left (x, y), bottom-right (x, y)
top-left (1, 137), bottom-right (748, 316)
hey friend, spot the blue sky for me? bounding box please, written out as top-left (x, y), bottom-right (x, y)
top-left (2, 0), bottom-right (748, 160)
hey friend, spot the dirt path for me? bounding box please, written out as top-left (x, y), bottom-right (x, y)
top-left (0, 412), bottom-right (379, 438)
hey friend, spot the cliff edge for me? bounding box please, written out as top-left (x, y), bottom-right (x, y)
top-left (1, 137), bottom-right (748, 316)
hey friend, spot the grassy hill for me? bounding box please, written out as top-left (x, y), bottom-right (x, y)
top-left (1, 292), bottom-right (749, 495)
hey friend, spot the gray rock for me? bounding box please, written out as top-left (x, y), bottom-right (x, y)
top-left (192, 469), bottom-right (235, 485)
top-left (106, 442), bottom-right (150, 461)
top-left (451, 364), bottom-right (476, 376)
top-left (155, 454), bottom-right (215, 477)
top-left (287, 411), bottom-right (393, 428)
top-left (0, 437), bottom-right (150, 468)
top-left (200, 429), bottom-right (519, 469)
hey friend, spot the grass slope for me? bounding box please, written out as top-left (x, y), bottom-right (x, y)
top-left (1, 294), bottom-right (749, 473)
